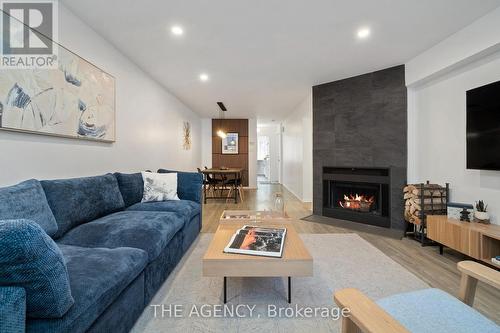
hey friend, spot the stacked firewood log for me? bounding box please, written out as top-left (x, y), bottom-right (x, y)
top-left (404, 183), bottom-right (447, 225)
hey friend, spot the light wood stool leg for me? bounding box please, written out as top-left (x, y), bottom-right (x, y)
top-left (341, 316), bottom-right (362, 333)
top-left (458, 273), bottom-right (478, 306)
top-left (238, 186), bottom-right (244, 202)
top-left (226, 187), bottom-right (233, 203)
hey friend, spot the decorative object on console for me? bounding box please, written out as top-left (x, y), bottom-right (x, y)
top-left (460, 208), bottom-right (471, 222)
top-left (221, 132), bottom-right (239, 154)
top-left (447, 202), bottom-right (474, 220)
top-left (182, 121), bottom-right (191, 150)
top-left (403, 181), bottom-right (449, 245)
top-left (141, 171), bottom-right (179, 202)
top-left (474, 200), bottom-right (490, 224)
top-left (0, 42), bottom-right (115, 142)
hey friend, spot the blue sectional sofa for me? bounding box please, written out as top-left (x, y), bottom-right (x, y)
top-left (0, 171), bottom-right (202, 333)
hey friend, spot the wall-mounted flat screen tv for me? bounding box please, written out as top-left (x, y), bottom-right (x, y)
top-left (466, 80), bottom-right (500, 170)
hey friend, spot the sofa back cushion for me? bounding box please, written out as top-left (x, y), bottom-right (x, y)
top-left (157, 169), bottom-right (203, 203)
top-left (41, 174), bottom-right (125, 238)
top-left (114, 172), bottom-right (143, 207)
top-left (0, 179), bottom-right (58, 237)
top-left (0, 219), bottom-right (74, 318)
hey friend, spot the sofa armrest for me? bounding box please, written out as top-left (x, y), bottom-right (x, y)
top-left (334, 288), bottom-right (409, 333)
top-left (0, 286), bottom-right (26, 333)
top-left (157, 169), bottom-right (203, 204)
top-left (457, 260), bottom-right (500, 306)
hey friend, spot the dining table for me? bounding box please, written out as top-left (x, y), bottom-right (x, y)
top-left (200, 168), bottom-right (243, 204)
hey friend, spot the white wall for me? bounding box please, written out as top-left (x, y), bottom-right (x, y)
top-left (407, 8), bottom-right (500, 224)
top-left (406, 7), bottom-right (500, 87)
top-left (200, 118), bottom-right (212, 169)
top-left (0, 4), bottom-right (202, 186)
top-left (248, 118), bottom-right (257, 188)
top-left (282, 92), bottom-right (313, 202)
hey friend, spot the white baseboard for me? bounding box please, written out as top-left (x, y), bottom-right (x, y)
top-left (281, 183), bottom-right (312, 204)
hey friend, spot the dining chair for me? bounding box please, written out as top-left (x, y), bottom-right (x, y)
top-left (224, 172), bottom-right (244, 203)
top-left (198, 168), bottom-right (214, 196)
top-left (205, 166), bottom-right (224, 195)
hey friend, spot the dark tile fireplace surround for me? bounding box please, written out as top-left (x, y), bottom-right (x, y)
top-left (313, 65), bottom-right (407, 230)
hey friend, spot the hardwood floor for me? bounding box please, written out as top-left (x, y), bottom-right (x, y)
top-left (201, 183), bottom-right (500, 324)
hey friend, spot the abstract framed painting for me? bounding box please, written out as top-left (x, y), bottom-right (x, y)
top-left (222, 132), bottom-right (239, 154)
top-left (0, 43), bottom-right (116, 142)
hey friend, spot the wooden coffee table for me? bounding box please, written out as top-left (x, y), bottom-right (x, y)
top-left (202, 222), bottom-right (313, 303)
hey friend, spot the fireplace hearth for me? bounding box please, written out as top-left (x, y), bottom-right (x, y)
top-left (323, 167), bottom-right (390, 228)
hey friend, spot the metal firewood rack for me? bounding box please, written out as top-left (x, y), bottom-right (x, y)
top-left (404, 181), bottom-right (449, 246)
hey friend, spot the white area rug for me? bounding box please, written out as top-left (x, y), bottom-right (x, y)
top-left (132, 233), bottom-right (428, 333)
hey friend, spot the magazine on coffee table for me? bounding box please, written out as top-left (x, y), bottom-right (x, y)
top-left (223, 225), bottom-right (287, 258)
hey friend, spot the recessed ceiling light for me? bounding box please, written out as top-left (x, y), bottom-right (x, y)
top-left (171, 25), bottom-right (184, 36)
top-left (199, 73), bottom-right (209, 82)
top-left (357, 27), bottom-right (371, 39)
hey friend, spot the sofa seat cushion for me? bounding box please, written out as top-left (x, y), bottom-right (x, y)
top-left (57, 211), bottom-right (184, 262)
top-left (27, 245), bottom-right (148, 333)
top-left (376, 288), bottom-right (500, 333)
top-left (0, 220), bottom-right (73, 318)
top-left (41, 174), bottom-right (125, 239)
top-left (127, 200), bottom-right (201, 222)
top-left (0, 180), bottom-right (58, 237)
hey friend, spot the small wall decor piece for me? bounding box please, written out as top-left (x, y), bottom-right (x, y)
top-left (183, 121), bottom-right (191, 150)
top-left (0, 43), bottom-right (116, 142)
top-left (222, 132), bottom-right (239, 154)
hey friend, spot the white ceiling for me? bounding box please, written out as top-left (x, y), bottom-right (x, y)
top-left (61, 0), bottom-right (500, 120)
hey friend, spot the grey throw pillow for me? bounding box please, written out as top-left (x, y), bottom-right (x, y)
top-left (141, 172), bottom-right (179, 202)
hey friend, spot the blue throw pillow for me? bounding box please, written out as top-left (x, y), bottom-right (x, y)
top-left (0, 220), bottom-right (74, 318)
top-left (0, 180), bottom-right (58, 237)
top-left (114, 172), bottom-right (144, 207)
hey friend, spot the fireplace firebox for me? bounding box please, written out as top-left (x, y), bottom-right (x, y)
top-left (323, 167), bottom-right (390, 228)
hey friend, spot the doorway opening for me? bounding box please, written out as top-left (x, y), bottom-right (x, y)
top-left (257, 123), bottom-right (282, 185)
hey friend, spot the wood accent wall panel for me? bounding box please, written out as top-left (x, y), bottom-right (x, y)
top-left (212, 119), bottom-right (249, 186)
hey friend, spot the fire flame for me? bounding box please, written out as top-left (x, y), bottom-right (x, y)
top-left (339, 194), bottom-right (375, 211)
